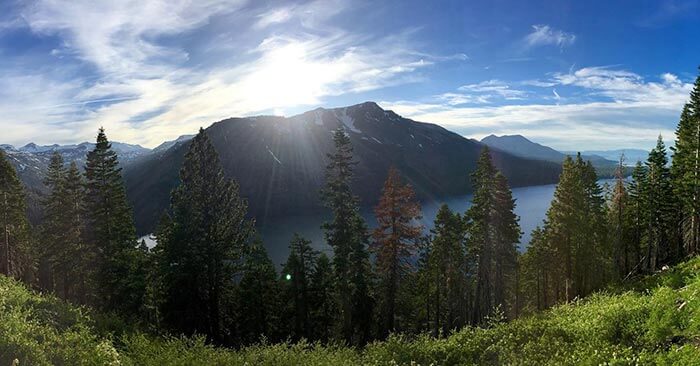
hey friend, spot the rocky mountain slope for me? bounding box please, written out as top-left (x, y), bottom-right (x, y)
top-left (124, 102), bottom-right (562, 234)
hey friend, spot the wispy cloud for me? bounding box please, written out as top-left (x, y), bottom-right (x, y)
top-left (1, 0), bottom-right (453, 147)
top-left (458, 79), bottom-right (527, 100)
top-left (382, 67), bottom-right (692, 150)
top-left (524, 24), bottom-right (576, 50)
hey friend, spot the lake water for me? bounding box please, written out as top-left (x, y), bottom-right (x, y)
top-left (259, 180), bottom-right (615, 266)
top-left (141, 180), bottom-right (614, 267)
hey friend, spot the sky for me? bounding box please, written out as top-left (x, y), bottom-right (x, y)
top-left (0, 0), bottom-right (699, 150)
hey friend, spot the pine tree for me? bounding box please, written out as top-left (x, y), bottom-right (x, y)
top-left (644, 136), bottom-right (677, 270)
top-left (428, 204), bottom-right (467, 334)
top-left (237, 243), bottom-right (281, 345)
top-left (38, 152), bottom-right (66, 291)
top-left (519, 226), bottom-right (552, 312)
top-left (576, 157), bottom-right (610, 295)
top-left (309, 252), bottom-right (335, 343)
top-left (671, 71), bottom-right (700, 256)
top-left (609, 155), bottom-right (634, 279)
top-left (0, 150), bottom-right (31, 280)
top-left (467, 148), bottom-right (521, 323)
top-left (492, 172), bottom-right (521, 315)
top-left (84, 127), bottom-right (145, 314)
top-left (63, 162), bottom-right (91, 302)
top-left (321, 128), bottom-right (374, 345)
top-left (627, 161), bottom-right (647, 275)
top-left (38, 154), bottom-right (90, 302)
top-left (371, 167), bottom-right (422, 336)
top-left (282, 233), bottom-right (318, 341)
top-left (158, 128), bottom-right (255, 344)
top-left (534, 154), bottom-right (610, 304)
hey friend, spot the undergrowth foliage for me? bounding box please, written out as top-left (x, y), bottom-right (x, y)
top-left (2, 256), bottom-right (700, 365)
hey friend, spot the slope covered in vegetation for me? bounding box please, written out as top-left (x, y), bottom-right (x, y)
top-left (2, 256), bottom-right (699, 365)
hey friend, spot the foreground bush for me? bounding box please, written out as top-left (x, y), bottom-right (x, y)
top-left (1, 258), bottom-right (700, 365)
top-left (0, 276), bottom-right (119, 365)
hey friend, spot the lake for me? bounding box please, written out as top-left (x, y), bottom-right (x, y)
top-left (258, 179), bottom-right (616, 266)
top-left (140, 180), bottom-right (615, 266)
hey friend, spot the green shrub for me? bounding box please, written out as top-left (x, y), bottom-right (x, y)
top-left (0, 276), bottom-right (120, 366)
top-left (2, 257), bottom-right (700, 365)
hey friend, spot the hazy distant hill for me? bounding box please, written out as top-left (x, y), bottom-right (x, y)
top-left (481, 134), bottom-right (563, 162)
top-left (563, 149), bottom-right (650, 165)
top-left (124, 102), bottom-right (562, 234)
top-left (480, 134), bottom-right (627, 175)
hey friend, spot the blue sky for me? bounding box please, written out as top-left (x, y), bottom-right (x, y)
top-left (0, 0), bottom-right (698, 150)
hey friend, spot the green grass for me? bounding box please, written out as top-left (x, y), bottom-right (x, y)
top-left (2, 258), bottom-right (700, 365)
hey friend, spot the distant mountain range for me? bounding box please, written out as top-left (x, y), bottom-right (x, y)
top-left (0, 142), bottom-right (151, 221)
top-left (561, 149), bottom-right (651, 165)
top-left (480, 135), bottom-right (649, 170)
top-left (10, 103), bottom-right (653, 241)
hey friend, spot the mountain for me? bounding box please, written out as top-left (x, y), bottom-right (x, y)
top-left (0, 142), bottom-right (150, 222)
top-left (565, 149), bottom-right (650, 165)
top-left (480, 134), bottom-right (622, 173)
top-left (481, 134), bottom-right (563, 162)
top-left (152, 134), bottom-right (195, 154)
top-left (124, 102), bottom-right (562, 235)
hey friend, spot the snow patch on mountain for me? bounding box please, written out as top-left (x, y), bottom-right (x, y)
top-left (313, 110), bottom-right (324, 127)
top-left (336, 108), bottom-right (361, 133)
top-left (266, 146), bottom-right (282, 164)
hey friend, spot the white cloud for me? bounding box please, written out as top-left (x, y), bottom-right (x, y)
top-left (24, 0), bottom-right (241, 76)
top-left (524, 24), bottom-right (576, 49)
top-left (551, 66), bottom-right (691, 106)
top-left (457, 79), bottom-right (527, 101)
top-left (254, 7), bottom-right (295, 29)
top-left (2, 0), bottom-right (443, 147)
top-left (381, 67), bottom-right (692, 150)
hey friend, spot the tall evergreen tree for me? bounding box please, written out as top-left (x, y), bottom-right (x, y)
top-left (519, 226), bottom-right (553, 312)
top-left (627, 161), bottom-right (648, 275)
top-left (84, 128), bottom-right (144, 314)
top-left (609, 156), bottom-right (631, 278)
top-left (62, 162), bottom-right (90, 302)
top-left (237, 243), bottom-right (282, 345)
top-left (321, 128), bottom-right (374, 345)
top-left (428, 204), bottom-right (467, 334)
top-left (467, 148), bottom-right (520, 323)
top-left (371, 167), bottom-right (422, 336)
top-left (644, 136), bottom-right (677, 270)
top-left (158, 128), bottom-right (255, 344)
top-left (40, 161), bottom-right (94, 303)
top-left (38, 152), bottom-right (66, 291)
top-left (491, 172), bottom-right (521, 315)
top-left (0, 150), bottom-right (30, 280)
top-left (308, 252), bottom-right (336, 343)
top-left (534, 154), bottom-right (609, 304)
top-left (41, 158), bottom-right (89, 302)
top-left (671, 71), bottom-right (700, 256)
top-left (282, 233), bottom-right (318, 341)
top-left (576, 157), bottom-right (610, 295)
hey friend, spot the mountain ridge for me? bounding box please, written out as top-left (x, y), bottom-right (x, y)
top-left (123, 101), bottom-right (562, 235)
